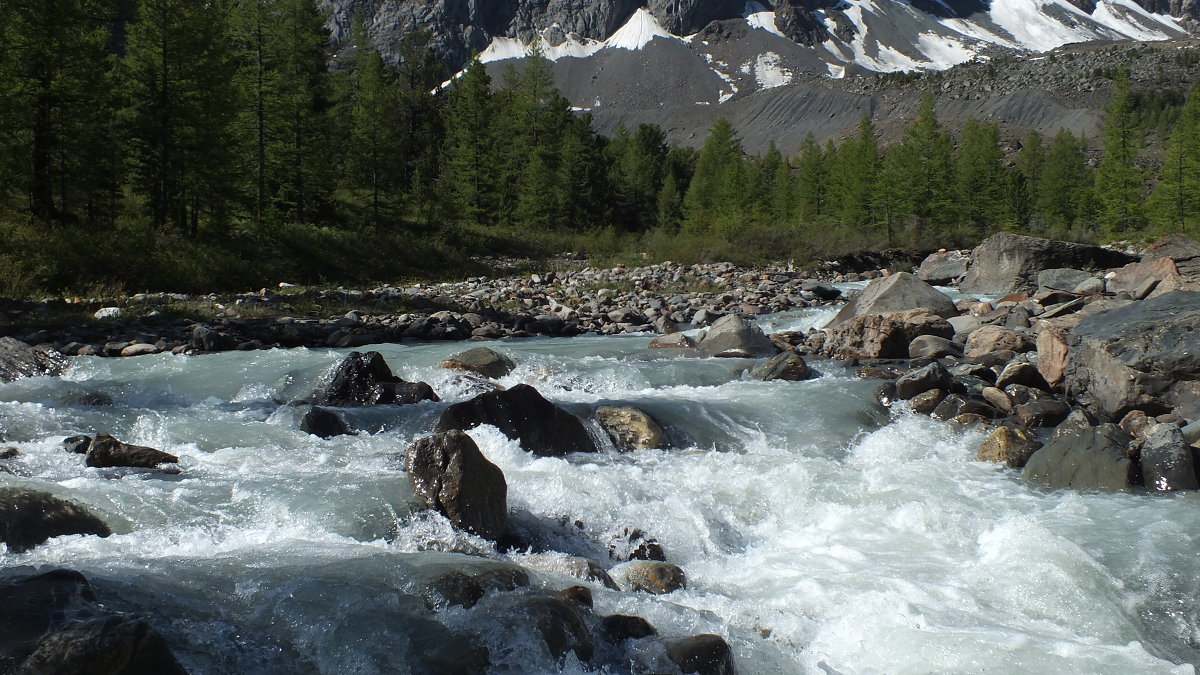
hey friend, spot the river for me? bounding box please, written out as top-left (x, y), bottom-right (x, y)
top-left (1, 301), bottom-right (1199, 673)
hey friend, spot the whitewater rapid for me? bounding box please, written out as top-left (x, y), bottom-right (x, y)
top-left (1, 303), bottom-right (1198, 673)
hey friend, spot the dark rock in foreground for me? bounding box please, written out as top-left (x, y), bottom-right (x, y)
top-left (315, 351), bottom-right (439, 406)
top-left (436, 384), bottom-right (598, 456)
top-left (406, 430), bottom-right (508, 541)
top-left (85, 433), bottom-right (178, 469)
top-left (0, 337), bottom-right (67, 382)
top-left (1023, 424), bottom-right (1135, 492)
top-left (0, 488), bottom-right (112, 553)
top-left (0, 569), bottom-right (187, 674)
top-left (666, 634), bottom-right (738, 675)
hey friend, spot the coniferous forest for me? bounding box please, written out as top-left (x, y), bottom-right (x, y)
top-left (3, 0), bottom-right (1200, 295)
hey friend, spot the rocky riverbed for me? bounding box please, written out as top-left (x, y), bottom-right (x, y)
top-left (4, 233), bottom-right (1200, 673)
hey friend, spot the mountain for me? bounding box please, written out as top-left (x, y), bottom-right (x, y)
top-left (321, 0), bottom-right (1200, 152)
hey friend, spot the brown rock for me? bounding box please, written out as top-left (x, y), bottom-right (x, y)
top-left (963, 326), bottom-right (1034, 359)
top-left (977, 426), bottom-right (1043, 468)
top-left (649, 333), bottom-right (696, 349)
top-left (821, 310), bottom-right (953, 360)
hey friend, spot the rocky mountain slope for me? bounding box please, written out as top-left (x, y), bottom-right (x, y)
top-left (321, 1), bottom-right (1200, 152)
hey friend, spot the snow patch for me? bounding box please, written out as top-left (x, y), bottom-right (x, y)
top-left (827, 63), bottom-right (847, 78)
top-left (754, 52), bottom-right (794, 88)
top-left (915, 32), bottom-right (978, 70)
top-left (745, 1), bottom-right (787, 38)
top-left (607, 7), bottom-right (677, 50)
top-left (478, 7), bottom-right (677, 65)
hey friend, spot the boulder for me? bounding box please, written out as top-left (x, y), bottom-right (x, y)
top-left (1106, 257), bottom-right (1181, 298)
top-left (0, 488), bottom-right (111, 553)
top-left (1012, 400), bottom-right (1071, 428)
top-left (595, 406), bottom-right (664, 450)
top-left (406, 430), bottom-right (508, 541)
top-left (666, 634), bottom-right (737, 675)
top-left (315, 351), bottom-right (438, 406)
top-left (909, 389), bottom-right (946, 414)
top-left (300, 406), bottom-right (353, 438)
top-left (85, 434), bottom-right (178, 469)
top-left (963, 326), bottom-right (1034, 359)
top-left (648, 333), bottom-right (696, 349)
top-left (894, 362), bottom-right (952, 400)
top-left (747, 352), bottom-right (812, 381)
top-left (1035, 322), bottom-right (1073, 391)
top-left (976, 426), bottom-right (1042, 467)
top-left (420, 563), bottom-right (529, 609)
top-left (510, 597), bottom-right (594, 663)
top-left (601, 615), bottom-right (657, 643)
top-left (62, 435), bottom-right (92, 454)
top-left (1037, 268), bottom-right (1093, 293)
top-left (0, 569), bottom-right (187, 675)
top-left (916, 250), bottom-right (970, 285)
top-left (1023, 424), bottom-right (1135, 491)
top-left (825, 272), bottom-right (957, 329)
top-left (995, 361), bottom-right (1049, 392)
top-left (611, 561), bottom-right (687, 595)
top-left (908, 335), bottom-right (963, 359)
top-left (1142, 233), bottom-right (1200, 278)
top-left (190, 325), bottom-right (237, 352)
top-left (1140, 423), bottom-right (1199, 492)
top-left (1064, 291), bottom-right (1200, 421)
top-left (801, 281), bottom-right (841, 300)
top-left (436, 384), bottom-right (598, 456)
top-left (441, 347), bottom-right (516, 379)
top-left (696, 314), bottom-right (779, 358)
top-left (0, 337), bottom-right (67, 382)
top-left (931, 395), bottom-right (1001, 421)
top-left (959, 233), bottom-right (1134, 295)
top-left (821, 310), bottom-right (953, 360)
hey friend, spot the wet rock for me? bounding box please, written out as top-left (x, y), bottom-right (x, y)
top-left (595, 406), bottom-right (664, 451)
top-left (960, 233), bottom-right (1134, 295)
top-left (421, 563), bottom-right (530, 609)
top-left (825, 272), bottom-right (958, 329)
top-left (300, 406), bottom-right (353, 439)
top-left (1140, 423), bottom-right (1199, 492)
top-left (696, 314), bottom-right (779, 358)
top-left (601, 614), bottom-right (657, 643)
top-left (822, 310), bottom-right (953, 360)
top-left (0, 448), bottom-right (17, 460)
top-left (649, 333), bottom-right (696, 349)
top-left (441, 347), bottom-right (516, 379)
top-left (436, 384), bottom-right (597, 456)
top-left (85, 433), bottom-right (178, 469)
top-left (909, 388), bottom-right (946, 414)
top-left (190, 324), bottom-right (237, 352)
top-left (977, 426), bottom-right (1042, 468)
top-left (513, 597), bottom-right (594, 663)
top-left (931, 395), bottom-right (1000, 421)
top-left (0, 337), bottom-right (67, 382)
top-left (895, 361), bottom-right (952, 400)
top-left (1065, 291), bottom-right (1200, 422)
top-left (608, 528), bottom-right (667, 562)
top-left (0, 488), bottom-right (112, 553)
top-left (611, 561), bottom-right (686, 595)
top-left (557, 585), bottom-right (593, 608)
top-left (748, 352), bottom-right (812, 381)
top-left (315, 351), bottom-right (438, 406)
top-left (1023, 424), bottom-right (1135, 492)
top-left (908, 335), bottom-right (963, 359)
top-left (62, 435), bottom-right (92, 454)
top-left (666, 634), bottom-right (737, 675)
top-left (1013, 400), bottom-right (1072, 428)
top-left (406, 430), bottom-right (508, 541)
top-left (0, 569), bottom-right (187, 675)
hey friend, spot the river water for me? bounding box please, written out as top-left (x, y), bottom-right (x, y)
top-left (1, 301), bottom-right (1199, 674)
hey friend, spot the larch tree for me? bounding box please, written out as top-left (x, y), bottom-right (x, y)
top-left (1094, 71), bottom-right (1145, 236)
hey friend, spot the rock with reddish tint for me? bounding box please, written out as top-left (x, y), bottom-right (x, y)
top-left (85, 434), bottom-right (178, 469)
top-left (406, 430), bottom-right (508, 541)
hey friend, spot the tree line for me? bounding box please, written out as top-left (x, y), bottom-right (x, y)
top-left (0, 0), bottom-right (1198, 293)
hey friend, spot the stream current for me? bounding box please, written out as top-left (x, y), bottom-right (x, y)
top-left (2, 300), bottom-right (1199, 674)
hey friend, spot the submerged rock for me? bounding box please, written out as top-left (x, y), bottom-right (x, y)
top-left (1023, 424), bottom-right (1135, 492)
top-left (611, 560), bottom-right (686, 595)
top-left (666, 634), bottom-right (737, 675)
top-left (601, 614), bottom-right (657, 643)
top-left (418, 562), bottom-right (530, 609)
top-left (595, 405), bottom-right (664, 450)
top-left (0, 569), bottom-right (187, 674)
top-left (0, 488), bottom-right (112, 553)
top-left (441, 347), bottom-right (516, 379)
top-left (406, 430), bottom-right (508, 541)
top-left (300, 406), bottom-right (353, 439)
top-left (436, 384), bottom-right (597, 456)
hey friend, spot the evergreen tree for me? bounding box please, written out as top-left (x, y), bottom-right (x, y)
top-left (440, 57), bottom-right (493, 225)
top-left (1, 0), bottom-right (122, 222)
top-left (1094, 71), bottom-right (1145, 236)
top-left (795, 133), bottom-right (828, 222)
top-left (609, 124), bottom-right (668, 231)
top-left (889, 92), bottom-right (955, 238)
top-left (1037, 129), bottom-right (1090, 237)
top-left (954, 118), bottom-right (1004, 235)
top-left (1006, 130), bottom-right (1043, 230)
top-left (122, 0), bottom-right (239, 232)
top-left (1149, 83), bottom-right (1200, 234)
top-left (346, 46), bottom-right (400, 228)
top-left (829, 115), bottom-right (879, 232)
top-left (682, 119), bottom-right (743, 233)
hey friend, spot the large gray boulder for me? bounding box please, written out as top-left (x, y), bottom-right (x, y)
top-left (1064, 291), bottom-right (1200, 421)
top-left (0, 488), bottom-right (112, 553)
top-left (825, 272), bottom-right (957, 329)
top-left (314, 351), bottom-right (439, 406)
top-left (436, 384), bottom-right (598, 456)
top-left (0, 337), bottom-right (66, 382)
top-left (1023, 424), bottom-right (1135, 491)
top-left (406, 430), bottom-right (508, 541)
top-left (916, 250), bottom-right (970, 285)
top-left (696, 314), bottom-right (779, 358)
top-left (1142, 233), bottom-right (1200, 278)
top-left (960, 233), bottom-right (1134, 295)
top-left (0, 569), bottom-right (187, 674)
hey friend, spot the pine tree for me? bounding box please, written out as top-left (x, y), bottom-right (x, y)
top-left (682, 119), bottom-right (743, 233)
top-left (346, 46), bottom-right (400, 228)
top-left (795, 133), bottom-right (828, 222)
top-left (890, 92), bottom-right (955, 238)
top-left (440, 57), bottom-right (493, 225)
top-left (1149, 83), bottom-right (1200, 234)
top-left (829, 115), bottom-right (879, 232)
top-left (1037, 129), bottom-right (1090, 237)
top-left (954, 118), bottom-right (1004, 235)
top-left (1006, 130), bottom-right (1043, 230)
top-left (1094, 71), bottom-right (1145, 236)
top-left (1, 0), bottom-right (122, 223)
top-left (122, 0), bottom-right (239, 232)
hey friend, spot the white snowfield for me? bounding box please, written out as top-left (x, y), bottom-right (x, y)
top-left (478, 0), bottom-right (1184, 93)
